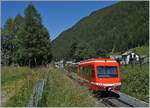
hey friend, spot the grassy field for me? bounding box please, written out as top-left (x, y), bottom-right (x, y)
top-left (1, 67), bottom-right (45, 107)
top-left (39, 67), bottom-right (96, 107)
top-left (120, 64), bottom-right (149, 102)
top-left (2, 64), bottom-right (148, 106)
top-left (2, 66), bottom-right (96, 107)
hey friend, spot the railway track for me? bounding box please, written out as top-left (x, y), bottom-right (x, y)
top-left (93, 91), bottom-right (148, 107)
top-left (70, 76), bottom-right (148, 107)
top-left (59, 67), bottom-right (149, 107)
top-left (93, 91), bottom-right (132, 107)
top-left (102, 97), bottom-right (132, 107)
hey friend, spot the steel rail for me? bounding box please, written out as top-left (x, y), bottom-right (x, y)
top-left (101, 97), bottom-right (133, 107)
top-left (59, 67), bottom-right (149, 107)
top-left (112, 90), bottom-right (149, 107)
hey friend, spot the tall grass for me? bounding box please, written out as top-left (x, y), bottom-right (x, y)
top-left (1, 67), bottom-right (45, 107)
top-left (1, 67), bottom-right (30, 106)
top-left (40, 67), bottom-right (96, 107)
top-left (2, 67), bottom-right (30, 86)
top-left (120, 64), bottom-right (149, 102)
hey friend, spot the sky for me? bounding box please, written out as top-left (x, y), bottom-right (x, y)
top-left (1, 1), bottom-right (119, 40)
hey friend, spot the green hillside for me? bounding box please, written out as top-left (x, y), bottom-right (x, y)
top-left (131, 45), bottom-right (149, 56)
top-left (52, 1), bottom-right (149, 60)
top-left (107, 45), bottom-right (149, 56)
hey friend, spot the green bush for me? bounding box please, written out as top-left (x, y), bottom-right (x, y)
top-left (120, 64), bottom-right (149, 102)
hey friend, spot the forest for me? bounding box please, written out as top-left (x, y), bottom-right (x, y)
top-left (2, 1), bottom-right (149, 65)
top-left (52, 1), bottom-right (149, 62)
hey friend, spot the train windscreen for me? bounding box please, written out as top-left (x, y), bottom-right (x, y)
top-left (97, 66), bottom-right (118, 78)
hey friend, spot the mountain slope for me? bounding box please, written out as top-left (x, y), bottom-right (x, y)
top-left (52, 1), bottom-right (149, 60)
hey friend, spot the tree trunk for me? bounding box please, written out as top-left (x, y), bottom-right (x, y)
top-left (34, 57), bottom-right (37, 66)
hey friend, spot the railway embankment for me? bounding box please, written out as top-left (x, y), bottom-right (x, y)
top-left (39, 66), bottom-right (96, 107)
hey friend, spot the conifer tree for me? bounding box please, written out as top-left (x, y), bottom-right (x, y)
top-left (17, 3), bottom-right (52, 67)
top-left (1, 18), bottom-right (15, 65)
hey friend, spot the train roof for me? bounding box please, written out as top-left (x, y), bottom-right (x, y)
top-left (80, 57), bottom-right (115, 62)
top-left (79, 57), bottom-right (117, 64)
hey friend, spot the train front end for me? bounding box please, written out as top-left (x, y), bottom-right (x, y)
top-left (95, 59), bottom-right (121, 91)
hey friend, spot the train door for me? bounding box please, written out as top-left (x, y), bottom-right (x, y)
top-left (90, 65), bottom-right (95, 81)
top-left (89, 65), bottom-right (95, 90)
top-left (79, 66), bottom-right (84, 84)
top-left (69, 64), bottom-right (73, 79)
top-left (72, 64), bottom-right (78, 80)
top-left (84, 65), bottom-right (90, 87)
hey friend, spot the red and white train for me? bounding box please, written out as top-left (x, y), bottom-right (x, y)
top-left (69, 58), bottom-right (121, 91)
